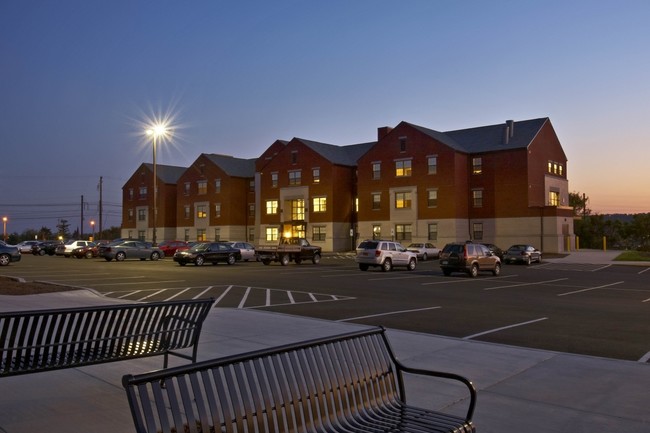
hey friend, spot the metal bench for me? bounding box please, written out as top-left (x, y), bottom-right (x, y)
top-left (0, 298), bottom-right (214, 377)
top-left (123, 326), bottom-right (477, 433)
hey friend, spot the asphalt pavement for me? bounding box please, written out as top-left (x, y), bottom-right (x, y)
top-left (0, 250), bottom-right (648, 433)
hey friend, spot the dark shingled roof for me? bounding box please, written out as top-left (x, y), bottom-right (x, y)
top-left (203, 154), bottom-right (256, 177)
top-left (143, 163), bottom-right (186, 184)
top-left (295, 138), bottom-right (376, 166)
top-left (406, 117), bottom-right (550, 153)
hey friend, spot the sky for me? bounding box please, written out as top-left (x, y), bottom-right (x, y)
top-left (1, 0), bottom-right (649, 235)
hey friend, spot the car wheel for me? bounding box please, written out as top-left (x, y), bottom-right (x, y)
top-left (359, 264), bottom-right (369, 271)
top-left (442, 268), bottom-right (452, 276)
top-left (311, 253), bottom-right (321, 264)
top-left (280, 254), bottom-right (290, 266)
top-left (150, 251), bottom-right (160, 261)
top-left (407, 258), bottom-right (416, 271)
top-left (116, 252), bottom-right (126, 262)
top-left (195, 255), bottom-right (205, 266)
top-left (492, 262), bottom-right (501, 276)
top-left (525, 256), bottom-right (531, 265)
top-left (39, 250), bottom-right (46, 256)
top-left (421, 253), bottom-right (428, 261)
top-left (262, 259), bottom-right (271, 266)
top-left (469, 264), bottom-right (479, 278)
top-left (227, 254), bottom-right (236, 265)
top-left (538, 254), bottom-right (542, 263)
top-left (381, 259), bottom-right (392, 272)
top-left (85, 251), bottom-right (93, 259)
top-left (0, 254), bottom-right (10, 266)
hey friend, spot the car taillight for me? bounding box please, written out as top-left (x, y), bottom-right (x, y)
top-left (375, 250), bottom-right (381, 257)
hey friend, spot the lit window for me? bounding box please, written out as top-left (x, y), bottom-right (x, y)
top-left (291, 199), bottom-right (305, 220)
top-left (215, 179), bottom-right (221, 193)
top-left (428, 156), bottom-right (437, 174)
top-left (395, 160), bottom-right (412, 177)
top-left (312, 168), bottom-right (320, 183)
top-left (372, 225), bottom-right (381, 240)
top-left (372, 193), bottom-right (381, 210)
top-left (197, 205), bottom-right (207, 218)
top-left (312, 197), bottom-right (326, 212)
top-left (427, 189), bottom-right (438, 207)
top-left (372, 162), bottom-right (381, 180)
top-left (266, 200), bottom-right (278, 215)
top-left (428, 223), bottom-right (438, 241)
top-left (197, 180), bottom-right (207, 195)
top-left (549, 191), bottom-right (559, 206)
top-left (395, 224), bottom-right (412, 241)
top-left (197, 229), bottom-right (206, 241)
top-left (472, 190), bottom-right (483, 207)
top-left (266, 227), bottom-right (279, 241)
top-left (312, 226), bottom-right (326, 242)
top-left (472, 158), bottom-right (482, 174)
top-left (395, 192), bottom-right (412, 209)
top-left (288, 171), bottom-right (301, 185)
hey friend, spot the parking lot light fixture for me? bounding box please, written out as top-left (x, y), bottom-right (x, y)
top-left (2, 216), bottom-right (6, 242)
top-left (145, 123), bottom-right (170, 247)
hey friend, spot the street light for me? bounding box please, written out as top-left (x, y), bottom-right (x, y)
top-left (90, 220), bottom-right (95, 241)
top-left (145, 123), bottom-right (169, 246)
top-left (2, 216), bottom-right (6, 242)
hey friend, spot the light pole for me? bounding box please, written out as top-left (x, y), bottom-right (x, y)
top-left (90, 220), bottom-right (95, 241)
top-left (2, 217), bottom-right (6, 242)
top-left (145, 123), bottom-right (169, 246)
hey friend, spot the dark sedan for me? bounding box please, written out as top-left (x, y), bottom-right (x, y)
top-left (173, 242), bottom-right (241, 266)
top-left (102, 240), bottom-right (163, 262)
top-left (0, 241), bottom-right (21, 266)
top-left (504, 244), bottom-right (542, 265)
top-left (31, 240), bottom-right (62, 256)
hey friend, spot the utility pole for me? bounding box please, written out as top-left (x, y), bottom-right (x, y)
top-left (80, 195), bottom-right (84, 238)
top-left (98, 176), bottom-right (103, 235)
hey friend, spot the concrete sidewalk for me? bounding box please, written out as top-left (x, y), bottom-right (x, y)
top-left (0, 287), bottom-right (648, 433)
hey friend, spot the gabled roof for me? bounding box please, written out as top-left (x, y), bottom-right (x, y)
top-left (203, 154), bottom-right (256, 177)
top-left (295, 138), bottom-right (376, 166)
top-left (143, 163), bottom-right (186, 184)
top-left (405, 118), bottom-right (550, 153)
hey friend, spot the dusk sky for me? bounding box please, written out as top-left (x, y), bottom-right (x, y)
top-left (1, 0), bottom-right (649, 234)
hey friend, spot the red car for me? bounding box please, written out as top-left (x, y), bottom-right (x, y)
top-left (158, 240), bottom-right (189, 257)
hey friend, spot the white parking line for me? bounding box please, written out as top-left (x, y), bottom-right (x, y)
top-left (463, 317), bottom-right (548, 340)
top-left (483, 278), bottom-right (568, 290)
top-left (557, 281), bottom-right (624, 296)
top-left (638, 351), bottom-right (650, 363)
top-left (213, 285), bottom-right (233, 304)
top-left (238, 287), bottom-right (252, 308)
top-left (336, 306), bottom-right (442, 322)
top-left (421, 275), bottom-right (518, 286)
top-left (90, 279), bottom-right (185, 286)
top-left (638, 267), bottom-right (650, 275)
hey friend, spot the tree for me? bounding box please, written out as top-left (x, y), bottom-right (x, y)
top-left (569, 191), bottom-right (590, 217)
top-left (38, 226), bottom-right (53, 240)
top-left (56, 219), bottom-right (71, 239)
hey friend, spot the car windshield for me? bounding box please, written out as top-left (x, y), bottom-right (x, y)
top-left (408, 243), bottom-right (423, 248)
top-left (508, 245), bottom-right (526, 252)
top-left (189, 243), bottom-right (210, 252)
top-left (443, 244), bottom-right (464, 254)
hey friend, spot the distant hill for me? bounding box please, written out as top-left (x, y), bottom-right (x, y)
top-left (603, 214), bottom-right (635, 223)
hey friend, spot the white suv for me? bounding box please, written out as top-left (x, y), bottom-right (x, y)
top-left (355, 240), bottom-right (417, 271)
top-left (55, 240), bottom-right (95, 257)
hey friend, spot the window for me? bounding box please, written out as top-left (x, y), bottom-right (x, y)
top-left (291, 151), bottom-right (297, 164)
top-left (248, 203), bottom-right (255, 217)
top-left (184, 182), bottom-right (190, 195)
top-left (128, 188), bottom-right (134, 200)
top-left (395, 224), bottom-right (412, 241)
top-left (291, 199), bottom-right (305, 220)
top-left (372, 224), bottom-right (381, 240)
top-left (249, 180), bottom-right (255, 192)
top-left (372, 162), bottom-right (381, 180)
top-left (184, 229), bottom-right (190, 241)
top-left (372, 193), bottom-right (381, 210)
top-left (312, 168), bottom-right (320, 183)
top-left (266, 227), bottom-right (279, 241)
top-left (399, 137), bottom-right (407, 152)
top-left (184, 205), bottom-right (190, 219)
top-left (548, 160), bottom-right (564, 176)
top-left (138, 230), bottom-right (145, 241)
top-left (248, 228), bottom-right (255, 242)
top-left (197, 205), bottom-right (207, 218)
top-left (427, 156), bottom-right (437, 174)
top-left (197, 229), bottom-right (206, 241)
top-left (312, 197), bottom-right (326, 212)
top-left (549, 190), bottom-right (560, 206)
top-left (138, 209), bottom-right (146, 221)
top-left (197, 180), bottom-right (207, 195)
top-left (215, 178), bottom-right (221, 193)
top-left (214, 228), bottom-right (220, 241)
top-left (266, 200), bottom-right (278, 215)
top-left (127, 208), bottom-right (133, 221)
top-left (288, 170), bottom-right (301, 185)
top-left (271, 172), bottom-right (278, 188)
top-left (395, 160), bottom-right (412, 177)
top-left (427, 189), bottom-right (438, 207)
top-left (428, 223), bottom-right (438, 241)
top-left (395, 192), bottom-right (412, 209)
top-left (214, 203), bottom-right (220, 218)
top-left (312, 226), bottom-right (326, 242)
top-left (472, 189), bottom-right (483, 207)
top-left (139, 186), bottom-right (147, 199)
top-left (472, 223), bottom-right (484, 240)
top-left (472, 157), bottom-right (482, 174)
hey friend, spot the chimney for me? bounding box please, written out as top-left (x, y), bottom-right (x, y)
top-left (506, 119), bottom-right (514, 138)
top-left (378, 126), bottom-right (392, 140)
top-left (503, 125), bottom-right (510, 145)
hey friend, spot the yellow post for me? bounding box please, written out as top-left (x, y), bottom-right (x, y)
top-left (576, 236), bottom-right (580, 251)
top-left (603, 236), bottom-right (607, 251)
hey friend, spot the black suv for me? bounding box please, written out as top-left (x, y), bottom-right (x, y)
top-left (439, 241), bottom-right (501, 277)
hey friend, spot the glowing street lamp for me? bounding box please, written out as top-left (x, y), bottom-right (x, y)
top-left (2, 216), bottom-right (6, 242)
top-left (145, 123), bottom-right (169, 246)
top-left (90, 220), bottom-right (95, 241)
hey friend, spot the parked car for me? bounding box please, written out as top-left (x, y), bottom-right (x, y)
top-left (481, 243), bottom-right (505, 260)
top-left (255, 237), bottom-right (322, 266)
top-left (16, 240), bottom-right (40, 254)
top-left (173, 242), bottom-right (241, 266)
top-left (503, 244), bottom-right (542, 265)
top-left (158, 240), bottom-right (189, 257)
top-left (56, 240), bottom-right (96, 257)
top-left (102, 240), bottom-right (163, 262)
top-left (439, 241), bottom-right (501, 277)
top-left (355, 240), bottom-right (417, 271)
top-left (31, 240), bottom-right (62, 256)
top-left (406, 242), bottom-right (440, 261)
top-left (71, 244), bottom-right (99, 259)
top-left (0, 241), bottom-right (21, 266)
top-left (224, 241), bottom-right (257, 261)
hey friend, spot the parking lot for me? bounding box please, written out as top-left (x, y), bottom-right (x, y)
top-left (2, 253), bottom-right (649, 362)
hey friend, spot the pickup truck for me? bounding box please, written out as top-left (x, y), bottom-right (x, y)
top-left (256, 238), bottom-right (322, 266)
